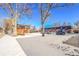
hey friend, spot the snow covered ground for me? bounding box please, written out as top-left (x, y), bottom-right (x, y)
top-left (0, 35), bottom-right (26, 56)
top-left (0, 33), bottom-right (42, 56)
top-left (17, 33), bottom-right (79, 56)
top-left (16, 32), bottom-right (41, 38)
top-left (0, 33), bottom-right (79, 56)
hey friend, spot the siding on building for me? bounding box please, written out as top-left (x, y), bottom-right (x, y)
top-left (45, 26), bottom-right (72, 33)
top-left (17, 24), bottom-right (31, 35)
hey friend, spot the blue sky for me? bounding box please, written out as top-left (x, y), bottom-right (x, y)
top-left (0, 3), bottom-right (79, 29)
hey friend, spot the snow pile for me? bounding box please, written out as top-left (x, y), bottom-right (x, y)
top-left (0, 35), bottom-right (26, 56)
top-left (63, 35), bottom-right (79, 47)
top-left (50, 43), bottom-right (79, 56)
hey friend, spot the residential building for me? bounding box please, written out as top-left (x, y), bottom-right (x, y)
top-left (45, 26), bottom-right (72, 33)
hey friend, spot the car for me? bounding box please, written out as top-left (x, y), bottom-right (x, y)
top-left (56, 27), bottom-right (65, 35)
top-left (73, 29), bottom-right (79, 33)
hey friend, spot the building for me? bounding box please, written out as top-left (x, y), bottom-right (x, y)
top-left (45, 26), bottom-right (72, 33)
top-left (17, 24), bottom-right (31, 35)
top-left (4, 18), bottom-right (16, 35)
top-left (4, 19), bottom-right (31, 36)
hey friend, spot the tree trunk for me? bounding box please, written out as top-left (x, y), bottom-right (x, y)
top-left (41, 23), bottom-right (45, 37)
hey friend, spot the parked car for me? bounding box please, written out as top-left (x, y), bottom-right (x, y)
top-left (45, 31), bottom-right (51, 34)
top-left (73, 29), bottom-right (79, 33)
top-left (66, 29), bottom-right (71, 33)
top-left (56, 27), bottom-right (65, 35)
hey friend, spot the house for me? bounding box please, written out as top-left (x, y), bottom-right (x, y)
top-left (0, 27), bottom-right (3, 33)
top-left (45, 26), bottom-right (72, 33)
top-left (4, 19), bottom-right (16, 35)
top-left (17, 24), bottom-right (31, 35)
top-left (4, 19), bottom-right (31, 35)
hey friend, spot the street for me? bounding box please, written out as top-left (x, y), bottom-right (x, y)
top-left (16, 33), bottom-right (78, 56)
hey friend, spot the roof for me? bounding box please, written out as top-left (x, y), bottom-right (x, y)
top-left (45, 26), bottom-right (72, 30)
top-left (17, 24), bottom-right (30, 28)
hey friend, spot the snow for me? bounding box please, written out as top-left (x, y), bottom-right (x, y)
top-left (0, 35), bottom-right (26, 56)
top-left (0, 33), bottom-right (79, 56)
top-left (17, 33), bottom-right (79, 56)
top-left (16, 32), bottom-right (41, 38)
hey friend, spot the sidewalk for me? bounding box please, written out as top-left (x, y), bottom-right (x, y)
top-left (0, 35), bottom-right (26, 56)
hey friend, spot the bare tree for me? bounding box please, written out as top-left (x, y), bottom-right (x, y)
top-left (54, 22), bottom-right (61, 27)
top-left (39, 3), bottom-right (73, 37)
top-left (0, 3), bottom-right (32, 35)
top-left (39, 3), bottom-right (52, 36)
top-left (0, 3), bottom-right (32, 18)
top-left (75, 21), bottom-right (79, 29)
